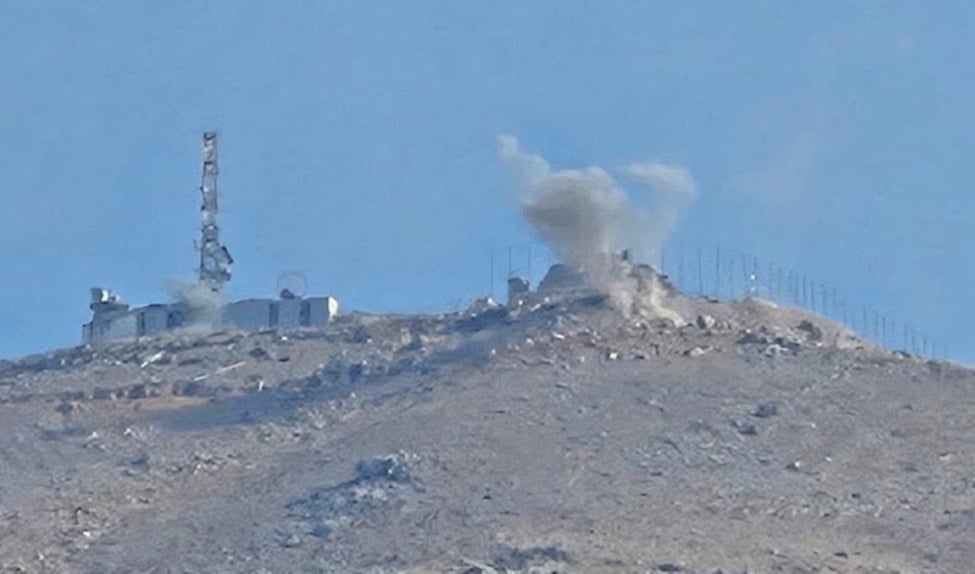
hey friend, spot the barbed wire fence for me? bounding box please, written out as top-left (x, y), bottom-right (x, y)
top-left (488, 240), bottom-right (946, 360)
top-left (488, 243), bottom-right (551, 299)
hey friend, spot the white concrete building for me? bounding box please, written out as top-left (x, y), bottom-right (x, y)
top-left (82, 288), bottom-right (339, 345)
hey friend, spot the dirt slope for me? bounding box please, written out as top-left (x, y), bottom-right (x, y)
top-left (1, 294), bottom-right (973, 573)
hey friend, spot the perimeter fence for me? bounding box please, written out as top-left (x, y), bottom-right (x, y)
top-left (487, 241), bottom-right (945, 359)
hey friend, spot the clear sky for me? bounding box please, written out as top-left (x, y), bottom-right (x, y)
top-left (1, 1), bottom-right (972, 364)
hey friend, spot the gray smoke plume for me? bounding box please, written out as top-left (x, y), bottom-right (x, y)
top-left (165, 278), bottom-right (225, 329)
top-left (623, 160), bottom-right (697, 265)
top-left (497, 135), bottom-right (696, 322)
top-left (498, 135), bottom-right (627, 275)
top-left (498, 135), bottom-right (695, 269)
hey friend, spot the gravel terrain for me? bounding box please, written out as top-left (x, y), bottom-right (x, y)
top-left (1, 289), bottom-right (973, 573)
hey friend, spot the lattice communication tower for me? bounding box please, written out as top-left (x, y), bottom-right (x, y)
top-left (198, 132), bottom-right (233, 291)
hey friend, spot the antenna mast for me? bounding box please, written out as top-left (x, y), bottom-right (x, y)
top-left (198, 131), bottom-right (233, 291)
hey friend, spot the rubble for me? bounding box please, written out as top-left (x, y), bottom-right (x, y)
top-left (696, 314), bottom-right (717, 330)
top-left (284, 454), bottom-right (420, 543)
top-left (751, 403), bottom-right (778, 418)
top-left (507, 277), bottom-right (530, 309)
top-left (763, 343), bottom-right (790, 357)
top-left (489, 545), bottom-right (572, 572)
top-left (466, 296), bottom-right (502, 317)
top-left (246, 346), bottom-right (271, 361)
top-left (354, 454), bottom-right (412, 483)
top-left (733, 420), bottom-right (759, 436)
top-left (139, 351), bottom-right (170, 368)
top-left (280, 534), bottom-right (302, 548)
top-left (796, 319), bottom-right (823, 341)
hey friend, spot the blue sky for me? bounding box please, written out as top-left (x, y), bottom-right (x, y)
top-left (1, 2), bottom-right (972, 364)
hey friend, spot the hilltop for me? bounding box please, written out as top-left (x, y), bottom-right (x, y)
top-left (1, 277), bottom-right (973, 573)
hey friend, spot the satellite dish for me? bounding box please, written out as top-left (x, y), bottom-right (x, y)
top-left (276, 271), bottom-right (307, 299)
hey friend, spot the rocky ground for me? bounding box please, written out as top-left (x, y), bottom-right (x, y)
top-left (1, 286), bottom-right (973, 573)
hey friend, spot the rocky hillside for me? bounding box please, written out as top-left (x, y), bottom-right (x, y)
top-left (1, 288), bottom-right (973, 573)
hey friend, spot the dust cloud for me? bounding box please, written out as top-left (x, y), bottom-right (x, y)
top-left (497, 135), bottom-right (695, 323)
top-left (165, 278), bottom-right (224, 329)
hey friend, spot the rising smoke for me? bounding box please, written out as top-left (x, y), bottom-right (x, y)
top-left (165, 278), bottom-right (224, 329)
top-left (497, 135), bottom-right (695, 270)
top-left (623, 160), bottom-right (697, 265)
top-left (497, 135), bottom-right (696, 322)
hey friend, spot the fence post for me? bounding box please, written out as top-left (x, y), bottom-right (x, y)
top-left (489, 247), bottom-right (495, 298)
top-left (697, 247), bottom-right (704, 296)
top-left (729, 254), bottom-right (736, 299)
top-left (715, 246), bottom-right (721, 298)
top-left (776, 266), bottom-right (783, 302)
top-left (741, 254), bottom-right (749, 295)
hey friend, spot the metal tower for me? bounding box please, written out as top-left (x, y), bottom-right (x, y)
top-left (198, 131), bottom-right (233, 291)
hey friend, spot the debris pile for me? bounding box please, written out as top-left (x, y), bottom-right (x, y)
top-left (285, 453), bottom-right (419, 542)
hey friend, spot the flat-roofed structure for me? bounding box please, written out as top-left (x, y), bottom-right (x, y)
top-left (82, 289), bottom-right (339, 345)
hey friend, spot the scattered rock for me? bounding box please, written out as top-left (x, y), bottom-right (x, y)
top-left (286, 455), bottom-right (420, 539)
top-left (354, 454), bottom-right (412, 483)
top-left (92, 388), bottom-right (117, 401)
top-left (55, 401), bottom-right (80, 414)
top-left (139, 351), bottom-right (171, 368)
top-left (763, 343), bottom-right (790, 357)
top-left (248, 347), bottom-right (271, 360)
top-left (490, 545), bottom-right (571, 571)
top-left (796, 320), bottom-right (823, 341)
top-left (752, 403), bottom-right (778, 418)
top-left (354, 361), bottom-right (373, 382)
top-left (738, 330), bottom-right (769, 345)
top-left (696, 314), bottom-right (716, 330)
top-left (310, 523), bottom-right (332, 539)
top-left (2, 290), bottom-right (970, 572)
top-left (172, 380), bottom-right (216, 398)
top-left (733, 421), bottom-right (758, 436)
top-left (466, 296), bottom-right (501, 316)
top-left (775, 337), bottom-right (802, 352)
